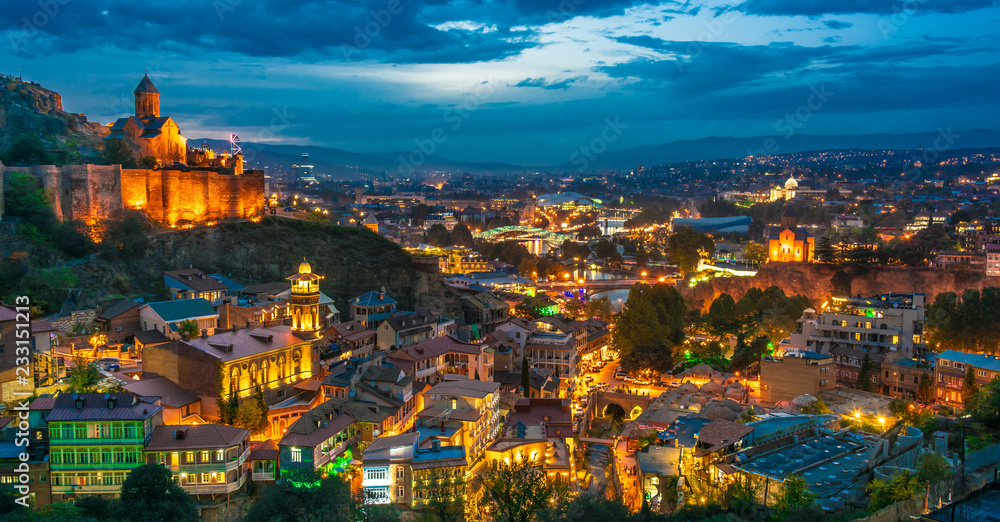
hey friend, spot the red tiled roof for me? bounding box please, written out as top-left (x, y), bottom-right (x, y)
top-left (250, 439), bottom-right (279, 461)
top-left (697, 419), bottom-right (754, 452)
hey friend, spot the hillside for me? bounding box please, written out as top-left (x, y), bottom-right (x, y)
top-left (0, 75), bottom-right (107, 154)
top-left (1, 217), bottom-right (462, 319)
top-left (680, 262), bottom-right (994, 311)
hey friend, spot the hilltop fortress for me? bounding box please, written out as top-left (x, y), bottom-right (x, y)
top-left (0, 75), bottom-right (264, 228)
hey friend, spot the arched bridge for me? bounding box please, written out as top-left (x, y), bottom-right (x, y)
top-left (474, 226), bottom-right (571, 244)
top-left (592, 391), bottom-right (654, 421)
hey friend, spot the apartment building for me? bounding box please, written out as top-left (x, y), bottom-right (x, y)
top-left (784, 293), bottom-right (926, 358)
top-left (935, 350), bottom-right (1000, 404)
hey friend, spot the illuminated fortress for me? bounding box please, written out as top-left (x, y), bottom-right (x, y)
top-left (0, 75), bottom-right (264, 228)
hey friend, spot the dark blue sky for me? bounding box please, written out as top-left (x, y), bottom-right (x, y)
top-left (2, 0), bottom-right (998, 165)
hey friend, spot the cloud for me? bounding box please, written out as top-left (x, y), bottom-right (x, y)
top-left (732, 0), bottom-right (998, 16)
top-left (514, 77), bottom-right (579, 89)
top-left (823, 20), bottom-right (853, 29)
top-left (0, 0), bottom-right (540, 63)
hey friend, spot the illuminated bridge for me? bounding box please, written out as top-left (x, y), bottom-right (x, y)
top-left (474, 226), bottom-right (572, 245)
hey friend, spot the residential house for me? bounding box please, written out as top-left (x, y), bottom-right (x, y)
top-left (323, 320), bottom-right (377, 360)
top-left (138, 299), bottom-right (219, 341)
top-left (0, 414), bottom-right (51, 506)
top-left (277, 398), bottom-right (392, 480)
top-left (760, 352), bottom-right (836, 405)
top-left (164, 269), bottom-right (231, 304)
top-left (122, 375), bottom-right (204, 425)
top-left (461, 292), bottom-right (510, 338)
top-left (486, 398), bottom-right (575, 485)
top-left (48, 392), bottom-right (163, 502)
top-left (376, 311), bottom-right (455, 351)
top-left (416, 380), bottom-right (501, 464)
top-left (935, 350), bottom-right (1000, 404)
top-left (249, 439), bottom-right (279, 483)
top-left (95, 300), bottom-right (141, 343)
top-left (144, 424), bottom-right (251, 497)
top-left (361, 432), bottom-right (468, 509)
top-left (350, 292), bottom-right (398, 328)
top-left (386, 336), bottom-right (494, 384)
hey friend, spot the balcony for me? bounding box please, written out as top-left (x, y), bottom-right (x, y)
top-left (181, 473), bottom-right (246, 496)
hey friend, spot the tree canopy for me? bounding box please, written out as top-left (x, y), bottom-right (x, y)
top-left (613, 283), bottom-right (686, 373)
top-left (667, 228), bottom-right (714, 273)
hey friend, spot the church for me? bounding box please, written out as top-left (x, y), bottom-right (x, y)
top-left (105, 74), bottom-right (187, 164)
top-left (767, 207), bottom-right (815, 262)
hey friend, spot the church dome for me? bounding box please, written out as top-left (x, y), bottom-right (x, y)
top-left (784, 176), bottom-right (798, 190)
top-left (299, 259), bottom-right (312, 274)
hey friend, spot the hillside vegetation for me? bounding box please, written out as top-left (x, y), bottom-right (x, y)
top-left (1, 197), bottom-right (461, 318)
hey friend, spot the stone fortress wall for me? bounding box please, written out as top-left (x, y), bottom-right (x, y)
top-left (0, 161), bottom-right (264, 227)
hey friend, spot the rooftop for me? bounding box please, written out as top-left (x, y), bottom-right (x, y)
top-left (185, 326), bottom-right (306, 362)
top-left (47, 392), bottom-right (162, 422)
top-left (143, 298), bottom-right (218, 322)
top-left (425, 379), bottom-right (500, 399)
top-left (937, 350), bottom-right (1000, 372)
top-left (145, 424), bottom-right (249, 451)
top-left (637, 445), bottom-right (681, 477)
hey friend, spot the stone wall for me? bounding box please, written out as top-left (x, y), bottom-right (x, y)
top-left (681, 262), bottom-right (998, 311)
top-left (0, 162), bottom-right (263, 227)
top-left (123, 167), bottom-right (264, 226)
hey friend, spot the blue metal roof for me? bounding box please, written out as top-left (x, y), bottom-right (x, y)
top-left (937, 351), bottom-right (1000, 372)
top-left (145, 298), bottom-right (217, 322)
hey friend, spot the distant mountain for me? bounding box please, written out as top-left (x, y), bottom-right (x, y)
top-left (559, 129), bottom-right (1000, 170)
top-left (0, 75), bottom-right (107, 150)
top-left (193, 138), bottom-right (532, 179)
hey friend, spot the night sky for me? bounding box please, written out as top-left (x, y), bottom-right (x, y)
top-left (2, 0), bottom-right (998, 165)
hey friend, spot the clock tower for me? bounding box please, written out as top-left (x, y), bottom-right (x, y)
top-left (288, 258), bottom-right (323, 334)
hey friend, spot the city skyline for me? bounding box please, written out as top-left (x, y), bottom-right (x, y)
top-left (1, 0), bottom-right (999, 165)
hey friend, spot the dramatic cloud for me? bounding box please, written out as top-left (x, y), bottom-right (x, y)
top-left (732, 0), bottom-right (998, 16)
top-left (0, 0), bottom-right (997, 164)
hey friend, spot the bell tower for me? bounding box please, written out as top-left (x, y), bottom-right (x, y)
top-left (133, 73), bottom-right (160, 118)
top-left (287, 258), bottom-right (323, 335)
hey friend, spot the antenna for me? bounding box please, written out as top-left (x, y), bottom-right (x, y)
top-left (230, 134), bottom-right (242, 156)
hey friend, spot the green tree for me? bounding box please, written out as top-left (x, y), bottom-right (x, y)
top-left (916, 372), bottom-right (935, 404)
top-left (867, 470), bottom-right (922, 512)
top-left (449, 223), bottom-right (474, 247)
top-left (667, 228), bottom-right (715, 273)
top-left (585, 297), bottom-right (613, 322)
top-left (178, 319), bottom-right (200, 339)
top-left (742, 241), bottom-right (767, 265)
top-left (970, 376), bottom-right (1000, 429)
top-left (772, 474), bottom-right (817, 521)
top-left (857, 352), bottom-right (875, 393)
top-left (520, 356), bottom-right (530, 396)
top-left (962, 365), bottom-right (979, 410)
top-left (234, 386), bottom-right (271, 435)
top-left (477, 457), bottom-right (553, 522)
top-left (915, 452), bottom-right (951, 483)
top-left (814, 236), bottom-right (835, 263)
top-left (98, 137), bottom-right (138, 168)
top-left (1, 133), bottom-right (54, 165)
top-left (245, 470), bottom-right (353, 521)
top-left (576, 224), bottom-right (601, 240)
top-left (425, 224), bottom-right (450, 247)
top-left (3, 171), bottom-right (58, 235)
top-left (119, 464), bottom-right (198, 521)
top-left (518, 257), bottom-right (537, 278)
top-left (800, 398), bottom-right (831, 415)
top-left (706, 293), bottom-right (738, 337)
top-left (67, 357), bottom-right (101, 393)
top-left (612, 283), bottom-right (685, 373)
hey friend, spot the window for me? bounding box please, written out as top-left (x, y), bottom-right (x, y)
top-left (200, 451), bottom-right (209, 463)
top-left (365, 467), bottom-right (388, 481)
top-left (979, 370), bottom-right (987, 378)
top-left (185, 452), bottom-right (194, 464)
top-left (216, 449), bottom-right (225, 462)
top-left (397, 467), bottom-right (404, 479)
top-left (290, 448), bottom-right (302, 463)
top-left (397, 485), bottom-right (405, 497)
top-left (201, 473), bottom-right (209, 484)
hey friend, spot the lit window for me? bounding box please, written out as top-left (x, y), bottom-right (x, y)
top-left (290, 448), bottom-right (302, 463)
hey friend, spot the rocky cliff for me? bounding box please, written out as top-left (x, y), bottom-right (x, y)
top-left (0, 75), bottom-right (107, 149)
top-left (681, 262), bottom-right (996, 310)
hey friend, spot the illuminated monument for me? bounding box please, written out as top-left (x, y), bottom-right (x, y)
top-left (288, 259), bottom-right (323, 335)
top-left (0, 75), bottom-right (264, 229)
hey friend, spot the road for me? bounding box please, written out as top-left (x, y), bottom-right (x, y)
top-left (569, 357), bottom-right (671, 511)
